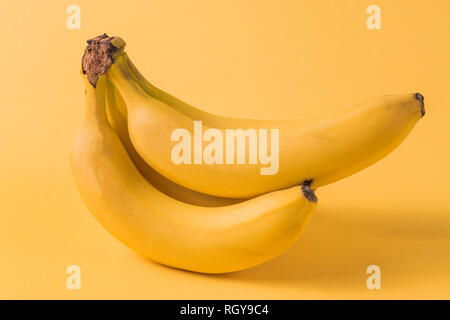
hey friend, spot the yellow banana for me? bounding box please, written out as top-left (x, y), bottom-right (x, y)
top-left (71, 74), bottom-right (317, 273)
top-left (123, 52), bottom-right (302, 129)
top-left (83, 34), bottom-right (425, 198)
top-left (105, 79), bottom-right (243, 206)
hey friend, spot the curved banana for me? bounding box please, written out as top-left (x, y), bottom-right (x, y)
top-left (83, 34), bottom-right (425, 198)
top-left (105, 79), bottom-right (243, 206)
top-left (71, 74), bottom-right (317, 273)
top-left (123, 52), bottom-right (304, 129)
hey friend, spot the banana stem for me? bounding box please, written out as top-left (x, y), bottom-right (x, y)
top-left (81, 33), bottom-right (126, 87)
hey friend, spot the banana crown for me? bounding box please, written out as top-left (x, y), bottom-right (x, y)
top-left (82, 33), bottom-right (125, 88)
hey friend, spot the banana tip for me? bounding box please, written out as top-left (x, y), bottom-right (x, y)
top-left (301, 180), bottom-right (317, 203)
top-left (82, 33), bottom-right (125, 87)
top-left (414, 93), bottom-right (425, 117)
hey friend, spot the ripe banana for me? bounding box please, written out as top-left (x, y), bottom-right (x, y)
top-left (82, 34), bottom-right (425, 199)
top-left (105, 79), bottom-right (243, 206)
top-left (123, 51), bottom-right (305, 129)
top-left (71, 74), bottom-right (318, 273)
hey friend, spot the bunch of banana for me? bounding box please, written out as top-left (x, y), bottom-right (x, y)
top-left (71, 34), bottom-right (424, 273)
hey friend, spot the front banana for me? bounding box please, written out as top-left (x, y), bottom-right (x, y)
top-left (71, 74), bottom-right (317, 273)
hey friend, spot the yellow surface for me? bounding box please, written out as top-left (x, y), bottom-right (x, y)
top-left (0, 0), bottom-right (449, 299)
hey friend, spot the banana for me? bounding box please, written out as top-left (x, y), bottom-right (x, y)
top-left (123, 52), bottom-right (303, 129)
top-left (83, 34), bottom-right (425, 198)
top-left (71, 74), bottom-right (317, 273)
top-left (105, 79), bottom-right (243, 206)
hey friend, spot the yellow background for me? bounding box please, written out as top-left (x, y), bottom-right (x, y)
top-left (1, 0), bottom-right (449, 299)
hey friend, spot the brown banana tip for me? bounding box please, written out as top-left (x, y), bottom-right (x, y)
top-left (414, 93), bottom-right (425, 117)
top-left (301, 180), bottom-right (317, 203)
top-left (81, 34), bottom-right (126, 88)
